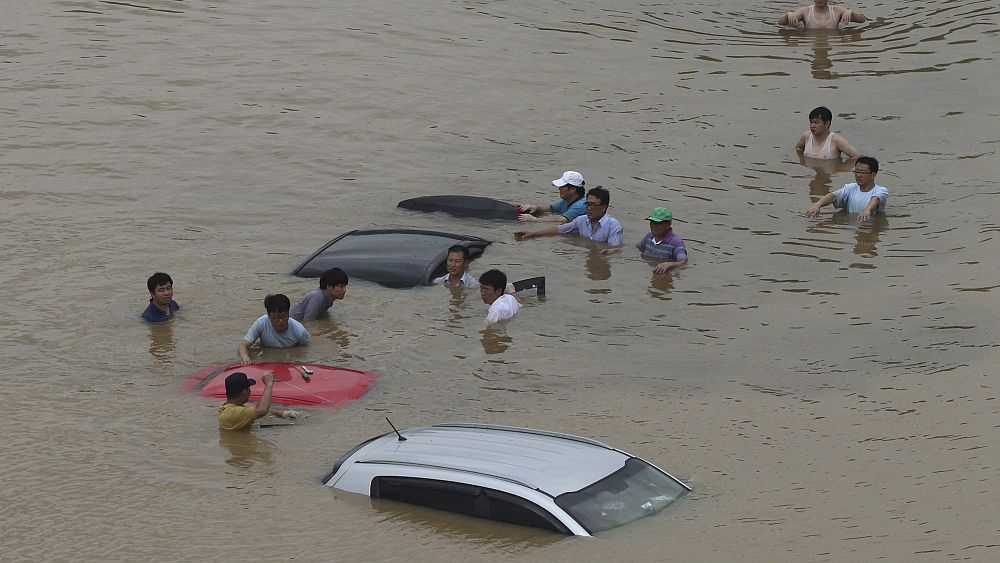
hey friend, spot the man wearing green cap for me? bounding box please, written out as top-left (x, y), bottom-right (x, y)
top-left (637, 207), bottom-right (688, 275)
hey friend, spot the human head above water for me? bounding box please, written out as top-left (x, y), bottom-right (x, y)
top-left (478, 269), bottom-right (507, 305)
top-left (587, 186), bottom-right (610, 207)
top-left (319, 267), bottom-right (349, 289)
top-left (553, 170), bottom-right (586, 199)
top-left (478, 269), bottom-right (507, 293)
top-left (855, 155), bottom-right (879, 174)
top-left (808, 106), bottom-right (833, 124)
top-left (147, 272), bottom-right (173, 294)
top-left (224, 371), bottom-right (256, 401)
top-left (446, 244), bottom-right (471, 262)
top-left (264, 293), bottom-right (291, 314)
top-left (446, 245), bottom-right (472, 277)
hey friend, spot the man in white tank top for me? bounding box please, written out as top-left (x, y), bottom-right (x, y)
top-left (778, 0), bottom-right (867, 29)
top-left (795, 106), bottom-right (860, 160)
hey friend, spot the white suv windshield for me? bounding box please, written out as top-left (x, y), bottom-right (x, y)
top-left (554, 458), bottom-right (688, 533)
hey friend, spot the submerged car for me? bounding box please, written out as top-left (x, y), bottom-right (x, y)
top-left (397, 195), bottom-right (519, 220)
top-left (291, 229), bottom-right (491, 288)
top-left (322, 423), bottom-right (690, 536)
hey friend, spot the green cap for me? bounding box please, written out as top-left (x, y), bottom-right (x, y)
top-left (646, 207), bottom-right (673, 222)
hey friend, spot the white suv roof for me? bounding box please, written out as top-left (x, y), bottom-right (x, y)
top-left (332, 423), bottom-right (628, 496)
top-left (324, 423), bottom-right (690, 536)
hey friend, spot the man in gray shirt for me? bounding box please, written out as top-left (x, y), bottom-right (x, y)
top-left (238, 294), bottom-right (311, 365)
top-left (290, 267), bottom-right (348, 321)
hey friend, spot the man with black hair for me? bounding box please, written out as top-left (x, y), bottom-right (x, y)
top-left (141, 272), bottom-right (180, 323)
top-left (806, 156), bottom-right (888, 222)
top-left (515, 186), bottom-right (623, 247)
top-left (479, 269), bottom-right (519, 323)
top-left (238, 294), bottom-right (310, 365)
top-left (290, 267), bottom-right (349, 321)
top-left (433, 245), bottom-right (480, 288)
top-left (218, 371), bottom-right (300, 431)
top-left (795, 106), bottom-right (860, 161)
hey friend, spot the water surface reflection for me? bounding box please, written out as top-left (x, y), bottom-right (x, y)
top-left (218, 430), bottom-right (276, 470)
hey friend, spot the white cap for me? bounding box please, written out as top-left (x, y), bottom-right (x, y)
top-left (552, 170), bottom-right (585, 188)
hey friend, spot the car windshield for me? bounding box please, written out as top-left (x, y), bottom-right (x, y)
top-left (554, 457), bottom-right (688, 534)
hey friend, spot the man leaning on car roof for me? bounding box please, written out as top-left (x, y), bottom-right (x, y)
top-left (218, 371), bottom-right (300, 430)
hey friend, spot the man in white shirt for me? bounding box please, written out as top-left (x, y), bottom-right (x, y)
top-left (479, 269), bottom-right (519, 324)
top-left (806, 156), bottom-right (888, 222)
top-left (433, 245), bottom-right (480, 288)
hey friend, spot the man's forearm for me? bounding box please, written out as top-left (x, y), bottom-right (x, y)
top-left (536, 215), bottom-right (568, 224)
top-left (238, 341), bottom-right (251, 361)
top-left (255, 383), bottom-right (274, 417)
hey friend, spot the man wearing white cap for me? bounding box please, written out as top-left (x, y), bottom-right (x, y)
top-left (516, 171), bottom-right (586, 223)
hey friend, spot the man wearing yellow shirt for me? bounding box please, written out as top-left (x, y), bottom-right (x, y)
top-left (218, 372), bottom-right (300, 431)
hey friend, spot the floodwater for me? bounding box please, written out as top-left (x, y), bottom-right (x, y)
top-left (2, 0), bottom-right (997, 560)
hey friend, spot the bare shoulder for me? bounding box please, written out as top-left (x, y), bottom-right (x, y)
top-left (795, 129), bottom-right (809, 149)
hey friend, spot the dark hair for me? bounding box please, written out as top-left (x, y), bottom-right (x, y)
top-left (319, 267), bottom-right (348, 289)
top-left (147, 272), bottom-right (173, 293)
top-left (478, 269), bottom-right (507, 291)
top-left (573, 184), bottom-right (585, 198)
top-left (856, 155), bottom-right (879, 173)
top-left (808, 106), bottom-right (833, 123)
top-left (587, 186), bottom-right (610, 206)
top-left (446, 245), bottom-right (471, 261)
top-left (263, 294), bottom-right (291, 313)
top-left (225, 372), bottom-right (251, 400)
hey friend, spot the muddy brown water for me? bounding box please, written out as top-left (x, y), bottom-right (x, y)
top-left (2, 1), bottom-right (997, 560)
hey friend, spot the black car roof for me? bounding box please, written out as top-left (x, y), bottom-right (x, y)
top-left (291, 229), bottom-right (492, 288)
top-left (397, 195), bottom-right (518, 220)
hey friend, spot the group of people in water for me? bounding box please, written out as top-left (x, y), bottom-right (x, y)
top-left (143, 2), bottom-right (888, 430)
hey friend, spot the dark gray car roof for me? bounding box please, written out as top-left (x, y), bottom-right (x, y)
top-left (397, 195), bottom-right (518, 220)
top-left (291, 229), bottom-right (491, 288)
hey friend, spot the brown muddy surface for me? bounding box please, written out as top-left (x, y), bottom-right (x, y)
top-left (2, 1), bottom-right (997, 560)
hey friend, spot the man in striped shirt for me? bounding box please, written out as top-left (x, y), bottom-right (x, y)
top-left (637, 207), bottom-right (688, 275)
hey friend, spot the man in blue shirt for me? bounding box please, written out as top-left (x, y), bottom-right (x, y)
top-left (516, 170), bottom-right (587, 224)
top-left (515, 186), bottom-right (623, 248)
top-left (238, 294), bottom-right (310, 365)
top-left (141, 272), bottom-right (179, 322)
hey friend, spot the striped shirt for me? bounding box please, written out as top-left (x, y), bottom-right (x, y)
top-left (636, 231), bottom-right (687, 261)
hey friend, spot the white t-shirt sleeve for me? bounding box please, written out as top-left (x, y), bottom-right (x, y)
top-left (291, 320), bottom-right (311, 345)
top-left (832, 184), bottom-right (851, 210)
top-left (243, 316), bottom-right (265, 344)
top-left (871, 185), bottom-right (889, 211)
top-left (486, 295), bottom-right (519, 323)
